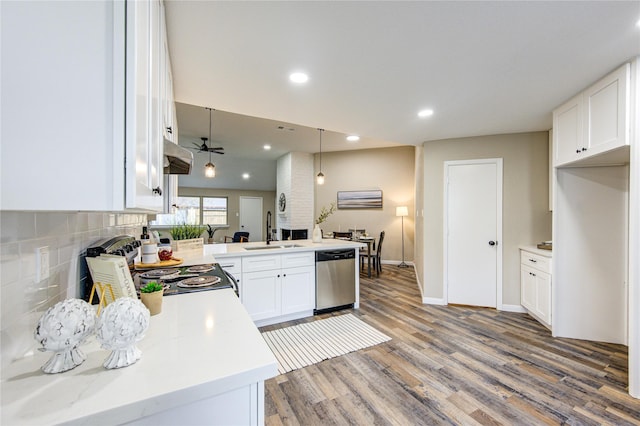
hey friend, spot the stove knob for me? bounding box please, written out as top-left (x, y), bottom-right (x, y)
top-left (124, 244), bottom-right (134, 253)
top-left (113, 249), bottom-right (125, 256)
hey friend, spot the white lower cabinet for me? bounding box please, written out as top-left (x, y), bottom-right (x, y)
top-left (240, 252), bottom-right (315, 326)
top-left (520, 249), bottom-right (552, 328)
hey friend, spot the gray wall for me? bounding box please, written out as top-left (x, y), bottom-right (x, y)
top-left (175, 187), bottom-right (276, 243)
top-left (314, 146), bottom-right (415, 264)
top-left (421, 132), bottom-right (552, 306)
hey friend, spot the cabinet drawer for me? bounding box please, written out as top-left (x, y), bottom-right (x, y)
top-left (217, 257), bottom-right (241, 275)
top-left (282, 251), bottom-right (315, 269)
top-left (520, 251), bottom-right (551, 274)
top-left (242, 254), bottom-right (281, 273)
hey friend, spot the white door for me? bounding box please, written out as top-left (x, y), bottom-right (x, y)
top-left (239, 196), bottom-right (263, 242)
top-left (444, 159), bottom-right (502, 308)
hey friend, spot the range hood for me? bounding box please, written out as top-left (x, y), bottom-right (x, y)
top-left (163, 139), bottom-right (193, 175)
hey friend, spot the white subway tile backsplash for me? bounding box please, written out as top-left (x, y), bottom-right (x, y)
top-left (0, 242), bottom-right (20, 283)
top-left (0, 211), bottom-right (147, 370)
top-left (35, 212), bottom-right (70, 237)
top-left (0, 212), bottom-right (36, 243)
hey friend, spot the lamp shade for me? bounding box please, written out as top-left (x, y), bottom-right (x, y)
top-left (396, 206), bottom-right (409, 217)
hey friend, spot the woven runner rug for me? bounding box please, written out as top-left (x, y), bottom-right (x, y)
top-left (261, 314), bottom-right (391, 374)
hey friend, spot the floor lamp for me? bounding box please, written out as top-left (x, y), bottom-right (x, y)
top-left (396, 206), bottom-right (409, 268)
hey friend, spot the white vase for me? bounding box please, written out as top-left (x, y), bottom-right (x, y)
top-left (312, 224), bottom-right (322, 243)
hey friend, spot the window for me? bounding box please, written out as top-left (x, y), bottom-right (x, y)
top-left (174, 196), bottom-right (228, 225)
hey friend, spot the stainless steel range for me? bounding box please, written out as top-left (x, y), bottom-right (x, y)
top-left (84, 235), bottom-right (237, 301)
top-left (136, 263), bottom-right (237, 296)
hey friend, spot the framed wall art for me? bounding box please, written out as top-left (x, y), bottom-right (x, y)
top-left (337, 190), bottom-right (383, 209)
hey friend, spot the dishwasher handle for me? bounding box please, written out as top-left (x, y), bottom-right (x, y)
top-left (316, 249), bottom-right (356, 262)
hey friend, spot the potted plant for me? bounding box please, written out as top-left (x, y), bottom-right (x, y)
top-left (169, 224), bottom-right (205, 251)
top-left (313, 202), bottom-right (336, 242)
top-left (139, 281), bottom-right (164, 316)
top-left (206, 224), bottom-right (219, 244)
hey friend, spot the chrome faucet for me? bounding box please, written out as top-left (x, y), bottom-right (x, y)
top-left (266, 211), bottom-right (272, 245)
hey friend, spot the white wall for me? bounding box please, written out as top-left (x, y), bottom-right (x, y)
top-left (0, 212), bottom-right (146, 369)
top-left (276, 152), bottom-right (314, 237)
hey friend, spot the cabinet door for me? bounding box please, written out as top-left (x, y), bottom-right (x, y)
top-left (0, 1), bottom-right (126, 211)
top-left (553, 94), bottom-right (582, 166)
top-left (521, 265), bottom-right (537, 312)
top-left (534, 272), bottom-right (552, 326)
top-left (242, 271), bottom-right (280, 321)
top-left (583, 63), bottom-right (630, 157)
top-left (125, 0), bottom-right (163, 211)
top-left (281, 266), bottom-right (315, 315)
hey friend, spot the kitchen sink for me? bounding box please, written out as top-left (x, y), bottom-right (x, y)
top-left (244, 244), bottom-right (303, 250)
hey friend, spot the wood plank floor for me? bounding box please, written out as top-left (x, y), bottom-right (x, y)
top-left (261, 265), bottom-right (640, 425)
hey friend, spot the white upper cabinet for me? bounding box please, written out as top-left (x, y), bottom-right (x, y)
top-left (0, 0), bottom-right (173, 212)
top-left (583, 63), bottom-right (630, 157)
top-left (553, 63), bottom-right (630, 168)
top-left (553, 95), bottom-right (583, 166)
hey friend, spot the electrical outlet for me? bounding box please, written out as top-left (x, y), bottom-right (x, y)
top-left (36, 246), bottom-right (50, 282)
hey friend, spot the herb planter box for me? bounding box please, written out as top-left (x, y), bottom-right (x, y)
top-left (171, 238), bottom-right (204, 252)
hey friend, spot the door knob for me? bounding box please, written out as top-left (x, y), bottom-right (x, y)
top-left (488, 240), bottom-right (497, 246)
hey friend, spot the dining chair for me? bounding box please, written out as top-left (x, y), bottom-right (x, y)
top-left (360, 231), bottom-right (385, 276)
top-left (224, 231), bottom-right (249, 243)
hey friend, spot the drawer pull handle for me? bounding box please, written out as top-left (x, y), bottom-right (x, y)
top-left (529, 272), bottom-right (536, 276)
top-left (529, 259), bottom-right (537, 263)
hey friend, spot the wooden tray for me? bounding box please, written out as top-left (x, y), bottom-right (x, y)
top-left (135, 257), bottom-right (183, 269)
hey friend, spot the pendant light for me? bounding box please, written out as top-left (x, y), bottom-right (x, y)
top-left (204, 108), bottom-right (215, 178)
top-left (316, 128), bottom-right (325, 185)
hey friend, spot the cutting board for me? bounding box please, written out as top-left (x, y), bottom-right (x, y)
top-left (135, 257), bottom-right (183, 269)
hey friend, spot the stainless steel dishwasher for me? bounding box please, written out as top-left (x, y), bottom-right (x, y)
top-left (315, 249), bottom-right (356, 314)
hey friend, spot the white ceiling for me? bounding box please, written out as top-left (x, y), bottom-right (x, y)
top-left (165, 1), bottom-right (640, 190)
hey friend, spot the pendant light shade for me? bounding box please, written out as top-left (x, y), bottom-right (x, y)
top-left (205, 108), bottom-right (215, 178)
top-left (204, 162), bottom-right (215, 177)
top-left (316, 128), bottom-right (325, 185)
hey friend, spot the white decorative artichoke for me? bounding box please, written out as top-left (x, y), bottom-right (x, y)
top-left (96, 297), bottom-right (150, 369)
top-left (34, 299), bottom-right (96, 374)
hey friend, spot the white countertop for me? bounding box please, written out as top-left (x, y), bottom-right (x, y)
top-left (1, 290), bottom-right (277, 425)
top-left (519, 245), bottom-right (553, 258)
top-left (174, 238), bottom-right (365, 266)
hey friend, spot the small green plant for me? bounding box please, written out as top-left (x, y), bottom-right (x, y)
top-left (206, 224), bottom-right (217, 238)
top-left (170, 224), bottom-right (204, 240)
top-left (140, 281), bottom-right (163, 293)
top-left (315, 202), bottom-right (337, 225)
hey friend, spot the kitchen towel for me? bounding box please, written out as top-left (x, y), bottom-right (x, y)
top-left (261, 313), bottom-right (391, 374)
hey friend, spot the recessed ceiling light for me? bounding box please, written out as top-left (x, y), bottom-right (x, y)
top-left (242, 173), bottom-right (250, 179)
top-left (263, 144), bottom-right (271, 150)
top-left (346, 135), bottom-right (360, 142)
top-left (418, 109), bottom-right (434, 118)
top-left (289, 72), bottom-right (309, 84)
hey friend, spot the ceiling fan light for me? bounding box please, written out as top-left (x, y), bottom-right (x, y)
top-left (205, 162), bottom-right (216, 178)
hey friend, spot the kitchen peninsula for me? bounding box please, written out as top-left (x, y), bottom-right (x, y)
top-left (1, 239), bottom-right (363, 425)
top-left (1, 290), bottom-right (276, 425)
top-left (183, 238), bottom-right (365, 326)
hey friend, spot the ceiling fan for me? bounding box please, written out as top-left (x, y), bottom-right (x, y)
top-left (192, 137), bottom-right (224, 154)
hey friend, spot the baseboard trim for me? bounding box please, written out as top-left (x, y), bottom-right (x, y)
top-left (423, 297), bottom-right (446, 305)
top-left (500, 304), bottom-right (527, 313)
